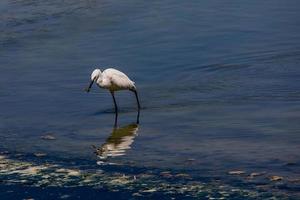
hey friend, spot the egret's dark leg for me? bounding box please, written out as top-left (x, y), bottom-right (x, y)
top-left (114, 112), bottom-right (118, 127)
top-left (131, 89), bottom-right (141, 110)
top-left (136, 108), bottom-right (140, 124)
top-left (130, 89), bottom-right (140, 124)
top-left (110, 91), bottom-right (118, 116)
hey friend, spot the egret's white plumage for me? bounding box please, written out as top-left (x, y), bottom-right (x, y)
top-left (86, 68), bottom-right (141, 118)
top-left (94, 68), bottom-right (135, 91)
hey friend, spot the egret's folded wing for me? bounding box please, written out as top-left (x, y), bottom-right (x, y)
top-left (108, 69), bottom-right (135, 89)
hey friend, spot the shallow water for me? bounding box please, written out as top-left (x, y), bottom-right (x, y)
top-left (1, 0), bottom-right (300, 199)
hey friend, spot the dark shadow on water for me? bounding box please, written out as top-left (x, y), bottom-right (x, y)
top-left (92, 107), bottom-right (142, 116)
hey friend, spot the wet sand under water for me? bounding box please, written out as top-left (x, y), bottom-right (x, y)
top-left (1, 154), bottom-right (299, 199)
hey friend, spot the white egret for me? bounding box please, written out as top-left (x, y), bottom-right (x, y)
top-left (85, 68), bottom-right (141, 116)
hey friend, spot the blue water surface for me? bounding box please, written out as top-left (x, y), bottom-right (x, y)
top-left (1, 0), bottom-right (300, 199)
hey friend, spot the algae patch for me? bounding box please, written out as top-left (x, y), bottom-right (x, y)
top-left (0, 154), bottom-right (295, 199)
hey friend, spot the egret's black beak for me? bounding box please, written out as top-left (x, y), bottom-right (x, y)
top-left (85, 80), bottom-right (94, 92)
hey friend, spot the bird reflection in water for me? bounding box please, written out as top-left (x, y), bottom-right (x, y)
top-left (93, 113), bottom-right (139, 165)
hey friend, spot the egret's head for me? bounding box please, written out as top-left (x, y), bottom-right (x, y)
top-left (85, 69), bottom-right (102, 92)
top-left (91, 69), bottom-right (102, 81)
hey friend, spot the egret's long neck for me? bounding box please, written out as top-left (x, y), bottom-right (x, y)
top-left (95, 72), bottom-right (103, 84)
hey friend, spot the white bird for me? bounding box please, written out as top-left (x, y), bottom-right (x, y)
top-left (85, 68), bottom-right (141, 116)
